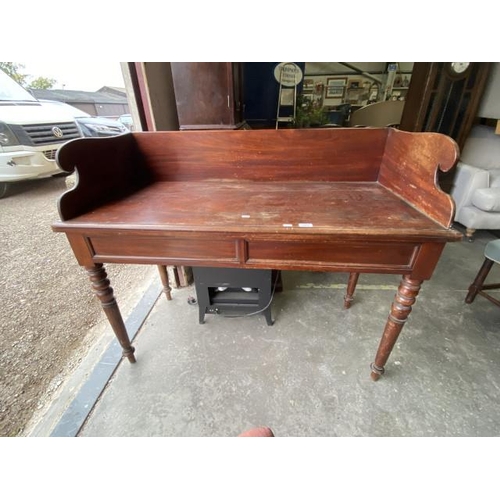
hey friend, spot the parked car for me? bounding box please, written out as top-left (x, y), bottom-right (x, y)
top-left (117, 113), bottom-right (134, 131)
top-left (40, 100), bottom-right (129, 137)
top-left (0, 70), bottom-right (81, 198)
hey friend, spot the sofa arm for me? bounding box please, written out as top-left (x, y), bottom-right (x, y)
top-left (450, 161), bottom-right (490, 210)
top-left (471, 187), bottom-right (500, 212)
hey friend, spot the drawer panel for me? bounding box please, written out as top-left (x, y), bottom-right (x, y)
top-left (247, 240), bottom-right (418, 268)
top-left (90, 236), bottom-right (236, 262)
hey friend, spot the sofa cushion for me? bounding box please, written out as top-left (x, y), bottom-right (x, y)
top-left (489, 169), bottom-right (500, 188)
top-left (456, 205), bottom-right (500, 230)
top-left (471, 188), bottom-right (500, 212)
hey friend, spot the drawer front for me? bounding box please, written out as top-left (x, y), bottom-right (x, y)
top-left (86, 233), bottom-right (419, 272)
top-left (89, 235), bottom-right (237, 263)
top-left (247, 240), bottom-right (418, 270)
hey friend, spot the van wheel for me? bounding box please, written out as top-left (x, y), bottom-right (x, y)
top-left (0, 183), bottom-right (9, 199)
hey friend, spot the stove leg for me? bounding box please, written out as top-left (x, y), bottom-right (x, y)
top-left (264, 308), bottom-right (274, 326)
top-left (199, 308), bottom-right (206, 324)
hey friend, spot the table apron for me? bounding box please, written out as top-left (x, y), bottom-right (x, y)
top-left (65, 233), bottom-right (444, 276)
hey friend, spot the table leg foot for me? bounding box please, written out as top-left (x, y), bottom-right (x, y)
top-left (344, 272), bottom-right (359, 309)
top-left (370, 363), bottom-right (385, 381)
top-left (370, 275), bottom-right (422, 380)
top-left (124, 346), bottom-right (136, 363)
top-left (86, 263), bottom-right (136, 363)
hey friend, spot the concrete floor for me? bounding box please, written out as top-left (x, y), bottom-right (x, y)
top-left (31, 228), bottom-right (500, 437)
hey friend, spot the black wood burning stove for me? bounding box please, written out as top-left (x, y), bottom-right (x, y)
top-left (192, 267), bottom-right (275, 326)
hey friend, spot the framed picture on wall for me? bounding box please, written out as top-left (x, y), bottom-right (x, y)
top-left (348, 79), bottom-right (361, 89)
top-left (303, 78), bottom-right (314, 90)
top-left (326, 78), bottom-right (347, 98)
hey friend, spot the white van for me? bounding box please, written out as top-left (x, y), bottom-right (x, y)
top-left (0, 70), bottom-right (81, 198)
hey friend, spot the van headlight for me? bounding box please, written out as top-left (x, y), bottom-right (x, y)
top-left (0, 122), bottom-right (19, 146)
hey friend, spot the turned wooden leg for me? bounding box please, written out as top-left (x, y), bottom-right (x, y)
top-left (465, 258), bottom-right (493, 304)
top-left (465, 227), bottom-right (476, 241)
top-left (86, 264), bottom-right (136, 363)
top-left (157, 265), bottom-right (172, 301)
top-left (344, 272), bottom-right (359, 309)
top-left (370, 275), bottom-right (422, 381)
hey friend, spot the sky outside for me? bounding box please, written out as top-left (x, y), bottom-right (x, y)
top-left (19, 62), bottom-right (125, 92)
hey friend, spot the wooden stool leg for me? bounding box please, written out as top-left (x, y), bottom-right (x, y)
top-left (157, 265), bottom-right (172, 301)
top-left (86, 264), bottom-right (136, 363)
top-left (344, 272), bottom-right (359, 309)
top-left (465, 258), bottom-right (494, 304)
top-left (370, 275), bottom-right (422, 381)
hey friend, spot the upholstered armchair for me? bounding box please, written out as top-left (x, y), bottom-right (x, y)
top-left (450, 125), bottom-right (500, 240)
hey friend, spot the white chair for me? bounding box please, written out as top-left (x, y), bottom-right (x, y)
top-left (450, 125), bottom-right (500, 240)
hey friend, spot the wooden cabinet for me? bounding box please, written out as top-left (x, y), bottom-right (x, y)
top-left (400, 62), bottom-right (491, 150)
top-left (170, 62), bottom-right (245, 130)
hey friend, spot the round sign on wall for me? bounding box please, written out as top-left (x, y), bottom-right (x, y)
top-left (274, 62), bottom-right (303, 87)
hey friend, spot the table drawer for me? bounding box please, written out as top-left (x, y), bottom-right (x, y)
top-left (89, 235), bottom-right (237, 263)
top-left (247, 240), bottom-right (418, 269)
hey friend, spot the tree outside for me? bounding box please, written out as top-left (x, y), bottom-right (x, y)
top-left (0, 62), bottom-right (56, 90)
top-left (29, 76), bottom-right (57, 90)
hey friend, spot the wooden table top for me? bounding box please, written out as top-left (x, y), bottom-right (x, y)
top-left (54, 180), bottom-right (461, 241)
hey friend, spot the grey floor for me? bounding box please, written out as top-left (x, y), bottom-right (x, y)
top-left (39, 228), bottom-right (500, 437)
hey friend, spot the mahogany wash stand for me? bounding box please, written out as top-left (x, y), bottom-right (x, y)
top-left (52, 128), bottom-right (462, 380)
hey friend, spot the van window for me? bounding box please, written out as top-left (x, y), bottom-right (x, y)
top-left (0, 70), bottom-right (37, 102)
